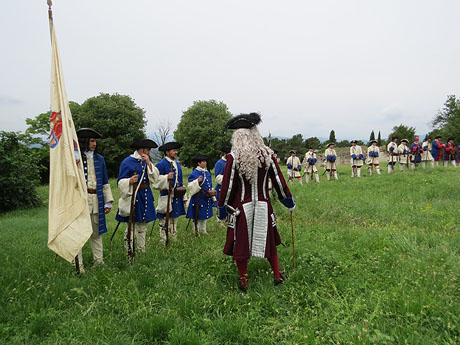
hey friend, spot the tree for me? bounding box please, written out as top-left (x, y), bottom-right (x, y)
top-left (377, 131), bottom-right (382, 146)
top-left (73, 93), bottom-right (147, 177)
top-left (152, 120), bottom-right (174, 162)
top-left (304, 137), bottom-right (321, 150)
top-left (329, 130), bottom-right (336, 143)
top-left (369, 130), bottom-right (375, 141)
top-left (174, 100), bottom-right (233, 168)
top-left (336, 140), bottom-right (350, 148)
top-left (387, 124), bottom-right (416, 143)
top-left (431, 95), bottom-right (460, 141)
top-left (0, 132), bottom-right (41, 212)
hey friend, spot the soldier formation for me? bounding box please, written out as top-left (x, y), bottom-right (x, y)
top-left (288, 135), bottom-right (459, 184)
top-left (76, 113), bottom-right (295, 292)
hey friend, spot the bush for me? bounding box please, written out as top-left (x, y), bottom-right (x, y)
top-left (0, 131), bottom-right (41, 212)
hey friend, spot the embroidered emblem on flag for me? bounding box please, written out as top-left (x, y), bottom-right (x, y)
top-left (49, 111), bottom-right (62, 148)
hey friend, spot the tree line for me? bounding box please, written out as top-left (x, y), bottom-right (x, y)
top-left (1, 94), bottom-right (459, 212)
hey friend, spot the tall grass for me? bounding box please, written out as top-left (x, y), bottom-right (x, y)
top-left (0, 166), bottom-right (459, 344)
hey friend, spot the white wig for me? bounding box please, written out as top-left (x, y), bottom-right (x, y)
top-left (231, 127), bottom-right (273, 183)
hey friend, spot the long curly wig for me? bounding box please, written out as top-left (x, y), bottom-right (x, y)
top-left (231, 126), bottom-right (273, 184)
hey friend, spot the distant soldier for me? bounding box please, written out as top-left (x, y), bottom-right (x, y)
top-left (387, 136), bottom-right (399, 173)
top-left (302, 147), bottom-right (320, 183)
top-left (443, 138), bottom-right (457, 167)
top-left (325, 143), bottom-right (338, 180)
top-left (286, 150), bottom-right (302, 185)
top-left (350, 140), bottom-right (364, 178)
top-left (76, 128), bottom-right (114, 269)
top-left (186, 155), bottom-right (216, 235)
top-left (431, 136), bottom-right (444, 166)
top-left (421, 136), bottom-right (434, 168)
top-left (398, 139), bottom-right (410, 171)
top-left (410, 137), bottom-right (423, 169)
top-left (367, 140), bottom-right (381, 175)
top-left (154, 142), bottom-right (186, 244)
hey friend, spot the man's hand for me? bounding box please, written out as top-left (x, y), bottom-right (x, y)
top-left (104, 207), bottom-right (111, 214)
top-left (140, 153), bottom-right (151, 164)
top-left (129, 173), bottom-right (138, 185)
top-left (198, 176), bottom-right (203, 183)
top-left (167, 172), bottom-right (174, 180)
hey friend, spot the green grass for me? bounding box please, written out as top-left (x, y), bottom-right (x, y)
top-left (1, 165), bottom-right (459, 344)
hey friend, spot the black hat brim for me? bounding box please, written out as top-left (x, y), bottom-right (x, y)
top-left (158, 142), bottom-right (183, 152)
top-left (77, 128), bottom-right (102, 139)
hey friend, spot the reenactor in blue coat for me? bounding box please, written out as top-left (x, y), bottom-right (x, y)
top-left (214, 146), bottom-right (231, 203)
top-left (116, 139), bottom-right (159, 253)
top-left (153, 142), bottom-right (186, 243)
top-left (186, 155), bottom-right (217, 235)
top-left (431, 136), bottom-right (444, 166)
top-left (410, 137), bottom-right (423, 169)
top-left (76, 128), bottom-right (113, 269)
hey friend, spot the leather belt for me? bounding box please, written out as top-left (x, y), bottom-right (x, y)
top-left (87, 189), bottom-right (97, 194)
top-left (138, 182), bottom-right (149, 190)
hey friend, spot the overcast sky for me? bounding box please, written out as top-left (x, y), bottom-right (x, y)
top-left (1, 0), bottom-right (459, 141)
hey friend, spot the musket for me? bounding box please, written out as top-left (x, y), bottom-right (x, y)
top-left (127, 180), bottom-right (138, 263)
top-left (164, 163), bottom-right (173, 246)
top-left (193, 175), bottom-right (201, 237)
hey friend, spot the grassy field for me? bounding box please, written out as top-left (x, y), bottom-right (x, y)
top-left (1, 165), bottom-right (459, 344)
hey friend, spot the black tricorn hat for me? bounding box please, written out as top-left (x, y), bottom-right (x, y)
top-left (369, 140), bottom-right (377, 144)
top-left (158, 141), bottom-right (182, 152)
top-left (76, 128), bottom-right (102, 139)
top-left (289, 150), bottom-right (296, 154)
top-left (435, 135), bottom-right (442, 139)
top-left (192, 155), bottom-right (209, 163)
top-left (447, 137), bottom-right (454, 141)
top-left (221, 146), bottom-right (231, 154)
top-left (226, 112), bottom-right (261, 129)
top-left (351, 140), bottom-right (358, 144)
top-left (133, 139), bottom-right (158, 149)
top-left (392, 136), bottom-right (399, 140)
top-left (328, 142), bottom-right (335, 147)
top-left (401, 139), bottom-right (409, 143)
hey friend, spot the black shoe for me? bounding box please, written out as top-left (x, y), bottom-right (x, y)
top-left (238, 275), bottom-right (248, 292)
top-left (274, 272), bottom-right (286, 286)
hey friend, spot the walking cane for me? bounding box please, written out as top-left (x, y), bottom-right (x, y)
top-left (290, 211), bottom-right (296, 268)
top-left (110, 221), bottom-right (121, 245)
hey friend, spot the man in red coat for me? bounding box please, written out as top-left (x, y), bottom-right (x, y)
top-left (217, 113), bottom-right (295, 292)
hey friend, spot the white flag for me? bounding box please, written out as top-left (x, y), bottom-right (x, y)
top-left (47, 15), bottom-right (92, 263)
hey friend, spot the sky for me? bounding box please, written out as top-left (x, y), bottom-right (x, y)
top-left (1, 0), bottom-right (460, 141)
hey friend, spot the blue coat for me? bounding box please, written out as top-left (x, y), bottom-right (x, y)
top-left (186, 169), bottom-right (214, 220)
top-left (83, 153), bottom-right (109, 235)
top-left (115, 156), bottom-right (156, 223)
top-left (431, 140), bottom-right (444, 161)
top-left (410, 143), bottom-right (422, 163)
top-left (213, 158), bottom-right (227, 201)
top-left (156, 158), bottom-right (186, 219)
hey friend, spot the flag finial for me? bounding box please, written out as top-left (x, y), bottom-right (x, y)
top-left (47, 0), bottom-right (53, 20)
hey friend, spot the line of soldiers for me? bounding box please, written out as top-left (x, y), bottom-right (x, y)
top-left (286, 136), bottom-right (459, 184)
top-left (75, 129), bottom-right (227, 271)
